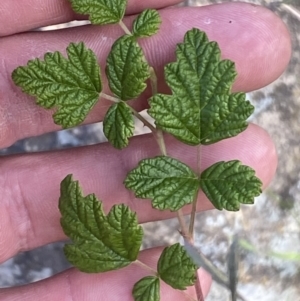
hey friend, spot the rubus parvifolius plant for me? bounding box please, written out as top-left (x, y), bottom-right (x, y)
top-left (11, 0), bottom-right (263, 300)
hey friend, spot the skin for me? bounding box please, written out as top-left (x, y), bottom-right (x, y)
top-left (0, 0), bottom-right (291, 300)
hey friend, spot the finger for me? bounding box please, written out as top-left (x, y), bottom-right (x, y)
top-left (0, 2), bottom-right (291, 148)
top-left (0, 0), bottom-right (182, 36)
top-left (0, 247), bottom-right (212, 301)
top-left (0, 124), bottom-right (277, 263)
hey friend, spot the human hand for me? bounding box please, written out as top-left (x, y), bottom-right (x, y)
top-left (0, 0), bottom-right (291, 300)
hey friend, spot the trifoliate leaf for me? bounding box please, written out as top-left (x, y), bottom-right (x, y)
top-left (133, 276), bottom-right (160, 301)
top-left (103, 102), bottom-right (134, 149)
top-left (157, 243), bottom-right (198, 290)
top-left (69, 0), bottom-right (127, 25)
top-left (124, 156), bottom-right (199, 211)
top-left (148, 28), bottom-right (254, 145)
top-left (200, 160), bottom-right (262, 211)
top-left (12, 42), bottom-right (101, 128)
top-left (106, 35), bottom-right (150, 101)
top-left (59, 175), bottom-right (143, 273)
top-left (132, 9), bottom-right (161, 38)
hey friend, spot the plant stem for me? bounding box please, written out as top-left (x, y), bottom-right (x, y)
top-left (188, 193), bottom-right (199, 237)
top-left (182, 292), bottom-right (198, 301)
top-left (196, 144), bottom-right (201, 181)
top-left (149, 67), bottom-right (158, 95)
top-left (100, 92), bottom-right (120, 103)
top-left (148, 66), bottom-right (168, 156)
top-left (183, 236), bottom-right (205, 301)
top-left (114, 26), bottom-right (201, 299)
top-left (188, 145), bottom-right (204, 301)
top-left (177, 209), bottom-right (190, 240)
top-left (128, 105), bottom-right (156, 133)
top-left (134, 260), bottom-right (158, 275)
top-left (128, 104), bottom-right (168, 155)
top-left (119, 20), bottom-right (132, 35)
top-left (148, 66), bottom-right (168, 154)
top-left (189, 144), bottom-right (202, 236)
top-left (195, 274), bottom-right (205, 301)
top-left (156, 129), bottom-right (167, 156)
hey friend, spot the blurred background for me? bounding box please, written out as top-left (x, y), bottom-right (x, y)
top-left (0, 1), bottom-right (299, 300)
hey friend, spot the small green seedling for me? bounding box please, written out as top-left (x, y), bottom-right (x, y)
top-left (12, 0), bottom-right (262, 300)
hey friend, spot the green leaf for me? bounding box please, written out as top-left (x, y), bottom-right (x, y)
top-left (59, 175), bottom-right (143, 273)
top-left (69, 0), bottom-right (127, 25)
top-left (268, 251), bottom-right (300, 262)
top-left (103, 102), bottom-right (134, 149)
top-left (12, 42), bottom-right (101, 128)
top-left (124, 156), bottom-right (199, 211)
top-left (239, 239), bottom-right (300, 262)
top-left (132, 9), bottom-right (161, 38)
top-left (157, 243), bottom-right (198, 290)
top-left (148, 28), bottom-right (254, 146)
top-left (200, 160), bottom-right (262, 211)
top-left (106, 35), bottom-right (150, 101)
top-left (238, 239), bottom-right (258, 253)
top-left (133, 276), bottom-right (160, 301)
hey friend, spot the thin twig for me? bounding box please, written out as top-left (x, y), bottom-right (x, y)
top-left (182, 234), bottom-right (205, 301)
top-left (134, 260), bottom-right (158, 275)
top-left (127, 105), bottom-right (156, 133)
top-left (119, 20), bottom-right (132, 35)
top-left (148, 66), bottom-right (168, 156)
top-left (177, 209), bottom-right (190, 239)
top-left (195, 274), bottom-right (205, 301)
top-left (183, 238), bottom-right (248, 301)
top-left (128, 105), bottom-right (169, 155)
top-left (149, 67), bottom-right (158, 95)
top-left (196, 144), bottom-right (201, 179)
top-left (182, 291), bottom-right (198, 301)
top-left (189, 192), bottom-right (199, 237)
top-left (281, 3), bottom-right (300, 20)
top-left (100, 92), bottom-right (120, 103)
top-left (156, 129), bottom-right (167, 156)
top-left (189, 144), bottom-right (202, 236)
